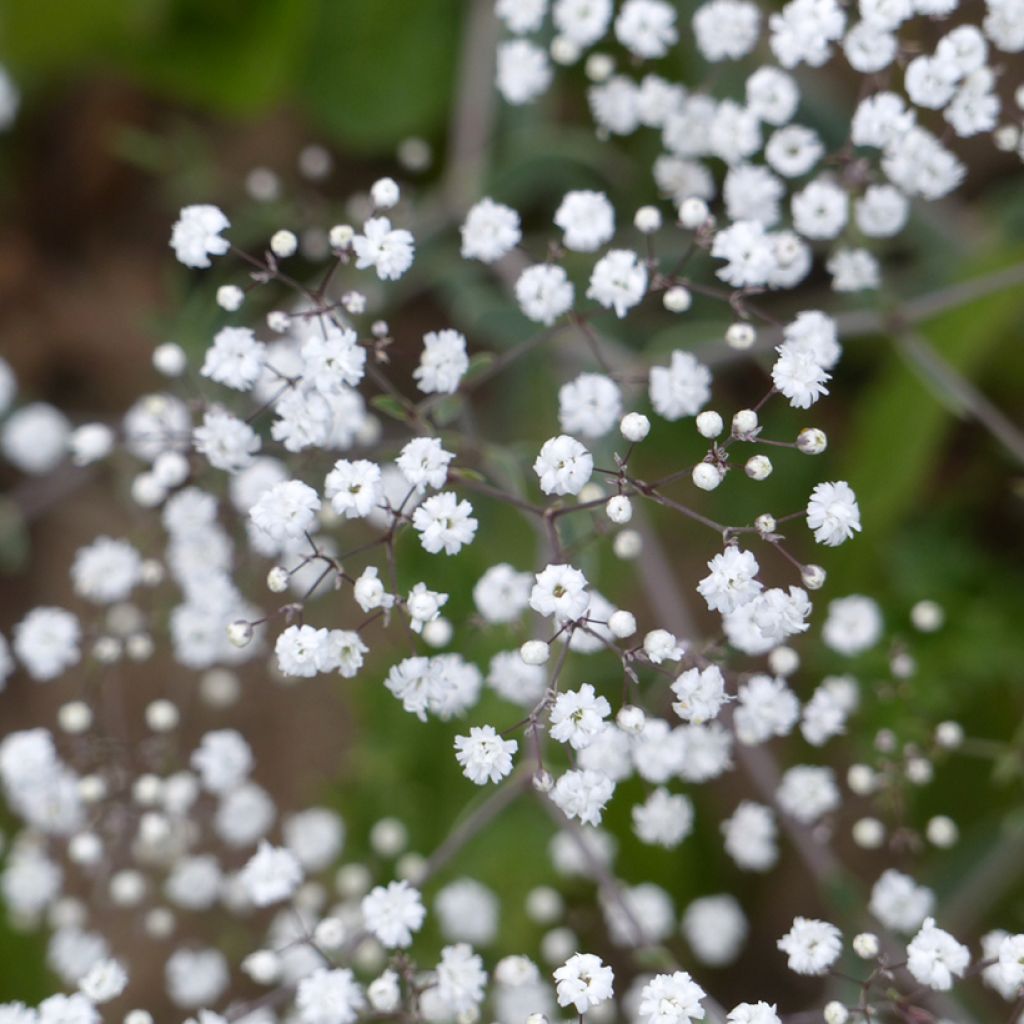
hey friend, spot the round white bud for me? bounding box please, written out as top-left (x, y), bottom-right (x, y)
top-left (126, 634), bottom-right (154, 661)
top-left (525, 886), bottom-right (563, 923)
top-left (153, 451), bottom-right (190, 488)
top-left (110, 870), bottom-right (146, 906)
top-left (578, 482), bottom-right (605, 504)
top-left (745, 454), bottom-right (773, 480)
top-left (92, 636), bottom-right (122, 663)
top-left (371, 177), bottom-right (400, 209)
top-left (125, 1012), bottom-right (154, 1024)
top-left (137, 811), bottom-right (171, 846)
top-left (935, 720), bottom-right (963, 749)
top-left (526, 1015), bottom-right (549, 1024)
top-left (266, 310), bottom-right (290, 333)
top-left (550, 35), bottom-right (581, 64)
top-left (910, 600), bottom-right (944, 632)
top-left (540, 926), bottom-right (577, 965)
top-left (216, 284), bottom-right (244, 312)
top-left (520, 640), bottom-right (550, 666)
top-left (227, 620), bottom-right (254, 648)
top-left (370, 817), bottom-right (408, 858)
top-left (853, 932), bottom-right (880, 959)
top-left (532, 769), bottom-right (554, 793)
top-left (696, 410), bottom-right (724, 439)
top-left (852, 817), bottom-right (885, 849)
top-left (801, 564), bottom-right (827, 590)
top-left (242, 950), bottom-right (281, 985)
top-left (270, 230), bottom-right (298, 259)
top-left (663, 286), bottom-right (692, 313)
top-left (678, 197), bottom-right (709, 229)
top-left (145, 699), bottom-right (179, 732)
top-left (335, 863), bottom-right (372, 899)
top-left (314, 917), bottom-right (348, 950)
top-left (267, 566), bottom-right (289, 593)
top-left (329, 224), bottom-right (354, 249)
top-left (397, 852), bottom-right (427, 883)
top-left (768, 645), bottom-right (799, 677)
top-left (692, 462), bottom-right (723, 491)
top-left (847, 764), bottom-right (877, 795)
top-left (422, 617), bottom-right (453, 648)
top-left (78, 775), bottom-right (107, 803)
top-left (617, 705), bottom-right (645, 734)
top-left (608, 610), bottom-right (637, 639)
top-left (755, 513), bottom-right (777, 535)
top-left (152, 342), bottom-right (186, 377)
top-left (606, 495), bottom-right (633, 524)
top-left (824, 1001), bottom-right (849, 1024)
top-left (140, 559), bottom-right (164, 586)
top-left (633, 205), bottom-right (662, 234)
top-left (613, 529), bottom-right (642, 559)
top-left (130, 473), bottom-right (165, 508)
top-left (891, 651), bottom-right (916, 678)
top-left (926, 815), bottom-right (958, 848)
top-left (797, 427), bottom-right (828, 454)
top-left (201, 668), bottom-right (240, 707)
top-left (905, 756), bottom-right (932, 785)
top-left (58, 701), bottom-right (92, 735)
top-left (585, 52), bottom-right (615, 81)
top-left (732, 409), bottom-right (759, 436)
top-left (725, 322), bottom-right (756, 350)
top-left (620, 412), bottom-right (650, 444)
top-left (133, 774), bottom-right (163, 805)
top-left (69, 832), bottom-right (103, 865)
top-left (70, 423), bottom-right (115, 466)
top-left (994, 124), bottom-right (1020, 151)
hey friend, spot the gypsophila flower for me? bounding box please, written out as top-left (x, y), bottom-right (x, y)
top-left (516, 263), bottom-right (575, 325)
top-left (325, 459), bottom-right (382, 519)
top-left (71, 537), bottom-right (143, 604)
top-left (694, 0), bottom-right (760, 60)
top-left (78, 959), bottom-right (127, 1003)
top-left (193, 408), bottom-right (261, 473)
top-left (361, 880), bottom-right (426, 949)
top-left (727, 1002), bottom-right (781, 1024)
top-left (906, 918), bottom-right (970, 990)
top-left (534, 435), bottom-right (594, 496)
top-left (776, 765), bottom-right (839, 822)
top-left (250, 479), bottom-right (321, 544)
top-left (549, 684), bottom-right (611, 750)
top-left (869, 870), bottom-right (934, 934)
top-left (414, 329), bottom-right (469, 395)
top-left (396, 436), bottom-right (454, 491)
top-left (633, 788), bottom-right (695, 848)
top-left (671, 666), bottom-right (729, 724)
top-left (559, 373), bottom-right (622, 438)
top-left (296, 968), bottom-right (365, 1024)
top-left (412, 492), bottom-right (478, 555)
top-left (454, 726), bottom-right (518, 784)
top-left (697, 548), bottom-right (762, 614)
top-left (13, 607), bottom-right (80, 681)
top-left (637, 971), bottom-right (706, 1024)
top-left (531, 563), bottom-right (590, 620)
top-left (587, 249), bottom-right (648, 318)
top-left (554, 953), bottom-right (614, 1014)
top-left (239, 841), bottom-right (303, 907)
top-left (649, 351), bottom-right (712, 420)
top-left (554, 190), bottom-right (615, 252)
top-left (170, 204), bottom-right (230, 268)
top-left (777, 917), bottom-right (843, 975)
top-left (496, 39), bottom-right (552, 104)
top-left (201, 326), bottom-right (266, 391)
top-left (352, 217), bottom-right (415, 280)
top-left (723, 801), bottom-right (778, 871)
top-left (551, 769), bottom-right (615, 825)
top-left (822, 594), bottom-right (883, 655)
top-left (806, 481), bottom-right (861, 546)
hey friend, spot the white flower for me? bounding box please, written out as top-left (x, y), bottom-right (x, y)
top-left (554, 0), bottom-right (613, 46)
top-left (301, 325), bottom-right (366, 391)
top-left (353, 566), bottom-right (395, 613)
top-left (906, 918), bottom-right (970, 990)
top-left (554, 953), bottom-right (615, 1014)
top-left (559, 373), bottom-right (622, 438)
top-left (496, 0), bottom-right (547, 32)
top-left (554, 190), bottom-right (615, 252)
top-left (671, 666), bottom-right (729, 724)
top-left (474, 564), bottom-right (533, 623)
top-left (193, 408), bottom-right (261, 473)
top-left (71, 537), bottom-right (143, 604)
top-left (694, 0), bottom-right (761, 60)
top-left (435, 944), bottom-right (487, 1017)
top-left (822, 594), bottom-right (882, 655)
top-left (13, 607), bottom-right (80, 681)
top-left (649, 351), bottom-right (712, 420)
top-left (735, 675), bottom-right (800, 745)
top-left (616, 0), bottom-right (678, 58)
top-left (727, 1002), bottom-right (781, 1024)
top-left (296, 967), bottom-right (365, 1024)
top-left (644, 629), bottom-right (685, 663)
top-left (534, 435), bottom-right (594, 496)
top-left (250, 480), bottom-right (321, 544)
top-left (461, 197), bottom-right (521, 262)
top-left (78, 958), bottom-right (128, 1003)
top-left (791, 179), bottom-right (849, 240)
top-left (37, 994), bottom-right (99, 1024)
top-left (637, 970), bottom-right (706, 1024)
top-left (170, 204), bottom-right (230, 268)
top-left (352, 217), bottom-right (415, 280)
top-left (496, 39), bottom-right (552, 104)
top-left (397, 436), bottom-right (454, 491)
top-left (191, 729), bottom-right (253, 793)
top-left (2, 402), bottom-right (70, 474)
top-left (777, 917), bottom-right (842, 975)
top-left (361, 880), bottom-right (426, 948)
top-left (806, 481), bottom-right (861, 546)
top-left (551, 769), bottom-right (615, 825)
top-left (996, 933), bottom-right (1024, 992)
top-left (549, 684), bottom-right (611, 750)
top-left (325, 459), bottom-right (382, 519)
top-left (587, 249), bottom-right (647, 318)
top-left (711, 220), bottom-right (776, 288)
top-left (516, 263), bottom-right (575, 325)
top-left (776, 764), bottom-right (839, 823)
top-left (412, 492), bottom-right (478, 555)
top-left (869, 869), bottom-right (934, 934)
top-left (414, 329), bottom-right (469, 395)
top-left (632, 788), bottom-right (694, 848)
top-left (723, 801), bottom-right (777, 871)
top-left (772, 343), bottom-right (830, 409)
top-left (201, 327), bottom-right (266, 391)
top-left (530, 564), bottom-right (590, 620)
top-left (239, 841), bottom-right (303, 907)
top-left (697, 548), bottom-right (762, 614)
top-left (454, 726), bottom-right (517, 784)
top-left (683, 896), bottom-right (748, 966)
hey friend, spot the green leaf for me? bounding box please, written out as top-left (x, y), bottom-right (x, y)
top-left (370, 394), bottom-right (409, 422)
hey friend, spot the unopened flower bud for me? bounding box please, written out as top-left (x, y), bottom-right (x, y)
top-left (696, 410), bottom-right (723, 439)
top-left (521, 640), bottom-right (550, 666)
top-left (633, 205), bottom-right (662, 234)
top-left (608, 610), bottom-right (636, 639)
top-left (678, 197), bottom-right (709, 229)
top-left (270, 230), bottom-right (298, 259)
top-left (853, 932), bottom-right (880, 959)
top-left (620, 412), bottom-right (650, 442)
top-left (801, 564), bottom-right (827, 590)
top-left (745, 455), bottom-right (772, 480)
top-left (227, 620), bottom-right (254, 648)
top-left (663, 286), bottom-right (692, 313)
top-left (797, 427), bottom-right (827, 454)
top-left (732, 409), bottom-right (759, 436)
top-left (267, 566), bottom-right (289, 593)
top-left (692, 462), bottom-right (723, 491)
top-left (617, 705), bottom-right (645, 733)
top-left (755, 513), bottom-right (776, 535)
top-left (606, 495), bottom-right (633, 524)
top-left (726, 322), bottom-right (756, 350)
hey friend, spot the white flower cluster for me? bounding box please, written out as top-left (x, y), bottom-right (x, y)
top-left (0, 4), bottom-right (1019, 1022)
